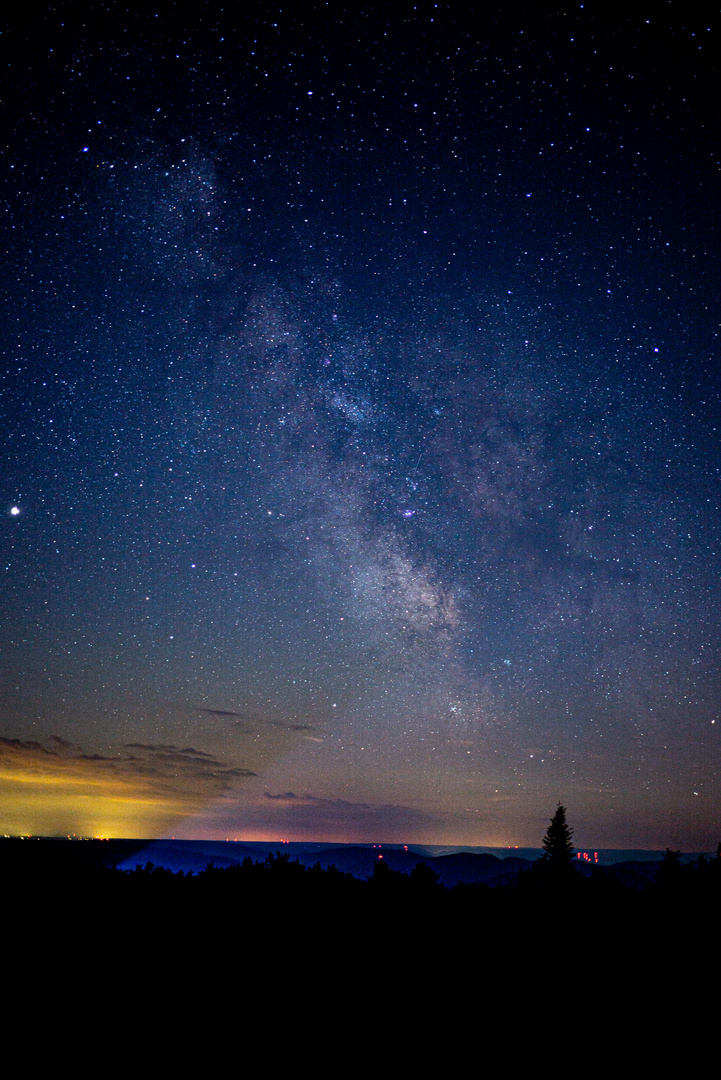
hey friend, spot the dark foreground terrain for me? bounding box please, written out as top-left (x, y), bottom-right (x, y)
top-left (4, 836), bottom-right (719, 937)
top-left (4, 837), bottom-right (718, 1035)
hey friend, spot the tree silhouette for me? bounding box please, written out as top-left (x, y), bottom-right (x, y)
top-left (410, 861), bottom-right (440, 889)
top-left (541, 804), bottom-right (574, 868)
top-left (656, 848), bottom-right (683, 890)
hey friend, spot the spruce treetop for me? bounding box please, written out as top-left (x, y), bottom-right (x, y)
top-left (541, 803), bottom-right (574, 865)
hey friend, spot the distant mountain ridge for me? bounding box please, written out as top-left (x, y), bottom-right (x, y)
top-left (110, 839), bottom-right (678, 887)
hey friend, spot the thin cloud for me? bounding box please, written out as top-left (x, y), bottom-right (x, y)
top-left (200, 706), bottom-right (317, 733)
top-left (195, 789), bottom-right (434, 843)
top-left (262, 791), bottom-right (426, 818)
top-left (199, 708), bottom-right (245, 718)
top-left (0, 736), bottom-right (258, 837)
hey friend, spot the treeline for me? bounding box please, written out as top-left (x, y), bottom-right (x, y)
top-left (4, 837), bottom-right (721, 906)
top-left (6, 827), bottom-right (717, 1003)
top-left (4, 838), bottom-right (719, 988)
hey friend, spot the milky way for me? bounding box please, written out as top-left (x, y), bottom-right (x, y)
top-left (1, 3), bottom-right (719, 846)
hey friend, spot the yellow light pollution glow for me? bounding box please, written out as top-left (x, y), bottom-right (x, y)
top-left (0, 736), bottom-right (257, 837)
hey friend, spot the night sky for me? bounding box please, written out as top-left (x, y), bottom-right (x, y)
top-left (1, 2), bottom-right (719, 848)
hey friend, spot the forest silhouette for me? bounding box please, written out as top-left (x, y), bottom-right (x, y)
top-left (4, 806), bottom-right (719, 921)
top-left (4, 807), bottom-right (718, 1009)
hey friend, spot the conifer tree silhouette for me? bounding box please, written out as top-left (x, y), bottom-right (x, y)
top-left (541, 803), bottom-right (574, 868)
